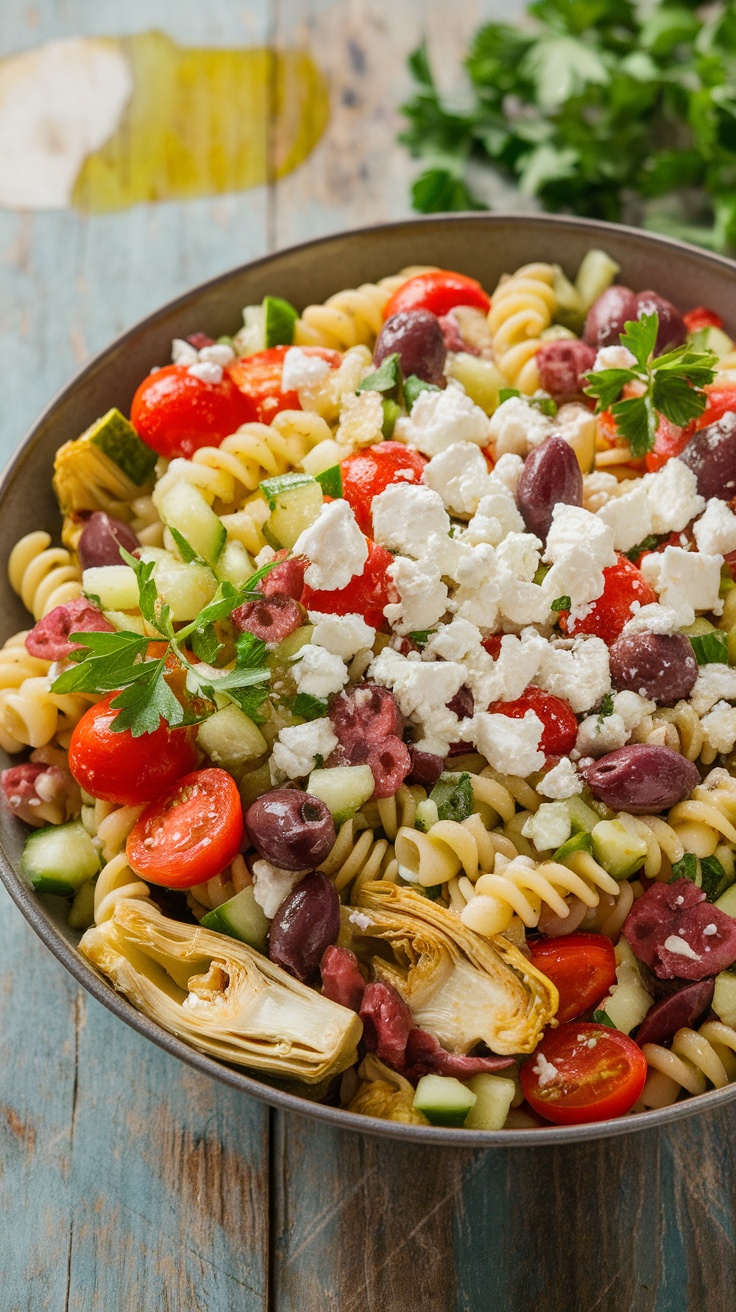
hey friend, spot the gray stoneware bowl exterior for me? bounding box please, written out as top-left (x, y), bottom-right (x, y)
top-left (3, 213), bottom-right (736, 1146)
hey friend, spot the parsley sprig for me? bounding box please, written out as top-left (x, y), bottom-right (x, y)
top-left (52, 554), bottom-right (276, 736)
top-left (583, 313), bottom-right (717, 457)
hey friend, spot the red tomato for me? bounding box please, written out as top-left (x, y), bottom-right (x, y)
top-left (683, 306), bottom-right (723, 333)
top-left (520, 1022), bottom-right (647, 1125)
top-left (488, 685), bottom-right (578, 757)
top-left (528, 934), bottom-right (617, 1024)
top-left (694, 386), bottom-right (736, 432)
top-left (130, 365), bottom-right (257, 459)
top-left (559, 554), bottom-right (657, 645)
top-left (645, 414), bottom-right (692, 473)
top-left (68, 696), bottom-right (197, 806)
top-left (228, 346), bottom-right (341, 424)
top-left (301, 539), bottom-right (396, 629)
top-left (481, 634), bottom-right (503, 660)
top-left (632, 529), bottom-right (692, 569)
top-left (340, 442), bottom-right (427, 534)
top-left (126, 768), bottom-right (244, 888)
top-left (383, 270), bottom-right (491, 321)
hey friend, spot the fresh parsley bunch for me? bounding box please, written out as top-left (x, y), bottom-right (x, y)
top-left (401, 0), bottom-right (736, 252)
top-left (52, 553), bottom-right (275, 736)
top-left (583, 312), bottom-right (717, 455)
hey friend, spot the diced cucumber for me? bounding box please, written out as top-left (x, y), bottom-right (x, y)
top-left (201, 885), bottom-right (269, 951)
top-left (463, 1074), bottom-right (516, 1130)
top-left (21, 821), bottom-right (100, 897)
top-left (264, 296), bottom-right (298, 348)
top-left (268, 625), bottom-right (314, 670)
top-left (444, 353), bottom-right (505, 415)
top-left (307, 765), bottom-right (374, 825)
top-left (67, 877), bottom-right (97, 931)
top-left (540, 324), bottom-right (577, 342)
top-left (715, 884), bottom-right (736, 919)
top-left (566, 795), bottom-right (601, 833)
top-left (697, 325), bottom-right (734, 360)
top-left (554, 830), bottom-right (594, 863)
top-left (574, 249), bottom-right (620, 312)
top-left (412, 1074), bottom-right (477, 1127)
top-left (87, 408), bottom-right (158, 486)
top-left (591, 819), bottom-right (648, 880)
top-left (82, 565), bottom-right (140, 611)
top-left (301, 439), bottom-right (344, 477)
top-left (713, 971), bottom-right (736, 1027)
top-left (197, 704), bottom-right (267, 775)
top-left (552, 266), bottom-right (585, 334)
top-left (259, 472), bottom-right (324, 550)
top-left (158, 481), bottom-right (226, 570)
top-left (603, 938), bottom-right (652, 1035)
top-left (217, 539), bottom-right (256, 589)
top-left (415, 798), bottom-right (439, 833)
top-left (430, 773), bottom-right (473, 823)
top-left (238, 761), bottom-right (273, 811)
top-left (315, 465), bottom-right (343, 499)
top-left (138, 548), bottom-right (217, 621)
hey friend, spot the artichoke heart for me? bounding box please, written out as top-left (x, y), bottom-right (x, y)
top-left (352, 882), bottom-right (558, 1056)
top-left (80, 899), bottom-right (362, 1084)
top-left (54, 407), bottom-right (157, 535)
top-left (347, 1055), bottom-right (429, 1125)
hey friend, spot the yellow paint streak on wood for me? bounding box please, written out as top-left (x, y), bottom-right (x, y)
top-left (72, 30), bottom-right (329, 212)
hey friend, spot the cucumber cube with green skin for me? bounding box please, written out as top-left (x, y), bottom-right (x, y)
top-left (196, 704), bottom-right (267, 776)
top-left (138, 548), bottom-right (217, 621)
top-left (565, 795), bottom-right (602, 833)
top-left (21, 821), bottom-right (100, 897)
top-left (264, 296), bottom-right (298, 348)
top-left (713, 971), bottom-right (736, 1027)
top-left (715, 885), bottom-right (736, 919)
top-left (201, 885), bottom-right (269, 952)
top-left (82, 564), bottom-right (140, 611)
top-left (306, 766), bottom-right (374, 825)
top-left (553, 830), bottom-right (594, 864)
top-left (591, 820), bottom-right (648, 880)
top-left (574, 249), bottom-right (620, 312)
top-left (315, 465), bottom-right (343, 499)
top-left (158, 481), bottom-right (226, 570)
top-left (217, 539), bottom-right (256, 589)
top-left (463, 1074), bottom-right (516, 1130)
top-left (259, 472), bottom-right (323, 550)
top-left (87, 408), bottom-right (158, 485)
top-left (413, 1074), bottom-right (477, 1127)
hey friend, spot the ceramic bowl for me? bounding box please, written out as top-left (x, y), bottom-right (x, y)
top-left (3, 213), bottom-right (736, 1144)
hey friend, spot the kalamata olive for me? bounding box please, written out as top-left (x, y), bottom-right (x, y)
top-left (78, 511), bottom-right (140, 571)
top-left (447, 684), bottom-right (474, 720)
top-left (262, 551), bottom-right (307, 601)
top-left (24, 596), bottom-right (115, 660)
top-left (374, 310), bottom-right (447, 385)
top-left (329, 684), bottom-right (404, 745)
top-left (515, 434), bottom-right (583, 542)
top-left (231, 594), bottom-right (302, 642)
top-left (679, 413), bottom-right (736, 500)
top-left (609, 630), bottom-right (698, 705)
top-left (408, 747), bottom-right (445, 786)
top-left (327, 733), bottom-right (411, 798)
top-left (245, 788), bottom-right (335, 869)
top-left (635, 980), bottom-right (714, 1047)
top-left (536, 340), bottom-right (596, 400)
top-left (268, 871), bottom-right (340, 983)
top-left (635, 291), bottom-right (687, 354)
top-left (583, 286), bottom-right (638, 350)
top-left (582, 744), bottom-right (699, 813)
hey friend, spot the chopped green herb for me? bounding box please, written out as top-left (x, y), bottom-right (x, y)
top-left (700, 855), bottom-right (730, 902)
top-left (382, 397), bottom-right (400, 439)
top-left (430, 772), bottom-right (473, 823)
top-left (690, 630), bottom-right (729, 666)
top-left (597, 692), bottom-right (614, 720)
top-left (408, 630), bottom-right (434, 646)
top-left (293, 692), bottom-right (329, 721)
top-left (670, 853), bottom-right (698, 884)
top-left (423, 884), bottom-right (444, 901)
top-left (167, 526), bottom-right (200, 565)
top-left (498, 386), bottom-right (556, 416)
top-left (592, 1010), bottom-right (617, 1029)
top-left (403, 375), bottom-right (441, 411)
top-left (499, 387), bottom-right (521, 404)
top-left (190, 623), bottom-right (224, 666)
top-left (551, 595), bottom-right (571, 612)
top-left (625, 534), bottom-right (660, 563)
top-left (357, 353), bottom-right (402, 397)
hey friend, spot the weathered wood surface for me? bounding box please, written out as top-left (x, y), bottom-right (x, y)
top-left (2, 2), bottom-right (736, 1309)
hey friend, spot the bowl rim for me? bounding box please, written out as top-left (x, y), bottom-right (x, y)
top-left (4, 209), bottom-right (736, 1146)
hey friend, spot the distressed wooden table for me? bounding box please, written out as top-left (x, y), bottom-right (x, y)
top-left (1, 3), bottom-right (735, 1309)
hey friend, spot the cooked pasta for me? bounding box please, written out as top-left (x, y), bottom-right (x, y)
top-left (0, 676), bottom-right (91, 753)
top-left (8, 531), bottom-right (81, 620)
top-left (488, 263), bottom-right (556, 393)
top-left (320, 816), bottom-right (397, 896)
top-left (93, 853), bottom-right (150, 924)
top-left (459, 851), bottom-right (619, 937)
top-left (293, 266), bottom-right (435, 350)
top-left (636, 1021), bottom-right (736, 1111)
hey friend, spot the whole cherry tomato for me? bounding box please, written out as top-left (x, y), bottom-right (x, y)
top-left (528, 934), bottom-right (617, 1024)
top-left (488, 685), bottom-right (578, 757)
top-left (683, 306), bottom-right (723, 333)
top-left (520, 1022), bottom-right (648, 1125)
top-left (68, 696), bottom-right (197, 805)
top-left (559, 554), bottom-right (657, 645)
top-left (340, 442), bottom-right (427, 534)
top-left (126, 768), bottom-right (244, 888)
top-left (130, 365), bottom-right (257, 459)
top-left (383, 270), bottom-right (491, 321)
top-left (301, 539), bottom-right (396, 629)
top-left (228, 345), bottom-right (341, 424)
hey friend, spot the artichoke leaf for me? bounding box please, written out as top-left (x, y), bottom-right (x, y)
top-left (54, 427), bottom-right (154, 526)
top-left (80, 899), bottom-right (362, 1084)
top-left (352, 882), bottom-right (557, 1056)
top-left (347, 1054), bottom-right (429, 1125)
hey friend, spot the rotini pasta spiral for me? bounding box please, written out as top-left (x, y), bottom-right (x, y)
top-left (293, 266), bottom-right (435, 351)
top-left (488, 263), bottom-right (556, 394)
top-left (459, 851), bottom-right (619, 937)
top-left (636, 1021), bottom-right (736, 1111)
top-left (188, 853), bottom-right (252, 919)
top-left (93, 853), bottom-right (150, 925)
top-left (395, 812), bottom-right (508, 888)
top-left (82, 801), bottom-right (146, 863)
top-left (8, 531), bottom-right (82, 621)
top-left (320, 816), bottom-right (397, 896)
top-left (633, 700), bottom-right (705, 763)
top-left (0, 676), bottom-right (92, 753)
top-left (0, 631), bottom-right (50, 690)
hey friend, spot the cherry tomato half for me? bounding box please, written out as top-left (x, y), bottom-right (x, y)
top-left (301, 539), bottom-right (396, 629)
top-left (126, 768), bottom-right (244, 888)
top-left (488, 685), bottom-right (578, 757)
top-left (528, 934), bottom-right (617, 1024)
top-left (228, 345), bottom-right (341, 424)
top-left (559, 554), bottom-right (657, 646)
top-left (645, 414), bottom-right (692, 473)
top-left (130, 365), bottom-right (257, 459)
top-left (340, 442), bottom-right (427, 535)
top-left (383, 270), bottom-right (491, 321)
top-left (683, 306), bottom-right (723, 333)
top-left (520, 1022), bottom-right (648, 1125)
top-left (68, 696), bottom-right (197, 806)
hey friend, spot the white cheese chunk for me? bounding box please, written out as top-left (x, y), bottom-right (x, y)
top-left (370, 647), bottom-right (464, 755)
top-left (643, 460), bottom-right (705, 535)
top-left (292, 645), bottom-right (348, 698)
top-left (281, 346), bottom-right (331, 392)
top-left (543, 505), bottom-right (617, 623)
top-left (251, 860), bottom-right (305, 919)
top-left (394, 383), bottom-right (490, 456)
top-left (187, 360), bottom-right (222, 384)
top-left (693, 498), bottom-right (736, 557)
top-left (422, 442), bottom-right (492, 517)
top-left (700, 701), bottom-right (736, 754)
top-left (612, 690), bottom-right (656, 731)
top-left (293, 499), bottom-right (368, 591)
top-left (384, 557), bottom-right (448, 635)
top-left (536, 636), bottom-right (611, 714)
top-left (462, 484), bottom-right (525, 546)
top-left (491, 453), bottom-right (525, 493)
top-left (592, 346), bottom-right (637, 372)
top-left (308, 611), bottom-right (376, 661)
top-left (691, 665), bottom-right (736, 715)
top-left (538, 757), bottom-right (583, 799)
top-left (621, 602), bottom-right (682, 636)
top-left (270, 718), bottom-right (339, 784)
top-left (640, 546), bottom-right (723, 628)
top-left (595, 484), bottom-right (653, 553)
top-left (488, 396), bottom-right (551, 456)
top-left (575, 712), bottom-right (628, 758)
top-left (471, 709), bottom-right (545, 775)
top-left (371, 483), bottom-right (450, 558)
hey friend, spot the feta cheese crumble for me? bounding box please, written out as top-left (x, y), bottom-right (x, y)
top-left (384, 556), bottom-right (448, 634)
top-left (308, 611), bottom-right (376, 661)
top-left (640, 546), bottom-right (723, 628)
top-left (293, 499), bottom-right (368, 591)
top-left (422, 442), bottom-right (493, 517)
top-left (292, 645), bottom-right (348, 699)
top-left (251, 860), bottom-right (306, 919)
top-left (270, 718), bottom-right (339, 784)
top-left (538, 757), bottom-right (583, 799)
top-left (394, 383), bottom-right (490, 456)
top-left (693, 498), bottom-right (736, 557)
top-left (281, 346), bottom-right (331, 392)
top-left (471, 709), bottom-right (545, 775)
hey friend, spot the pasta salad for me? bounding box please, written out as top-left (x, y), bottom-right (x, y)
top-left (6, 254), bottom-right (736, 1129)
